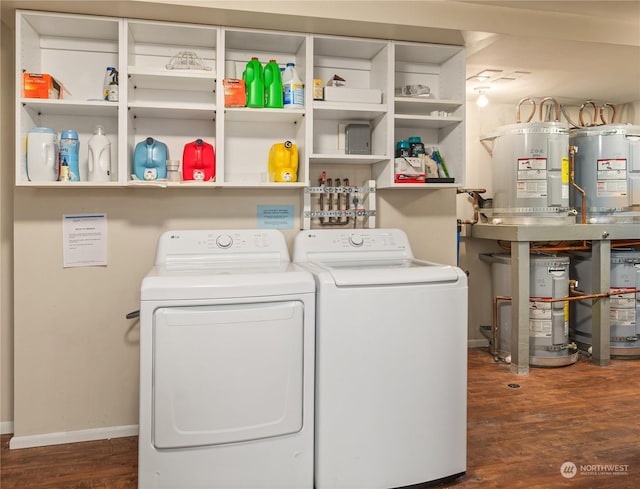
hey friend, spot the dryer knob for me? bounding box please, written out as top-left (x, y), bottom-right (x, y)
top-left (216, 234), bottom-right (233, 248)
top-left (349, 234), bottom-right (364, 247)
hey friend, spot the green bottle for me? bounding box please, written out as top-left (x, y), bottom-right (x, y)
top-left (243, 57), bottom-right (264, 108)
top-left (264, 59), bottom-right (283, 108)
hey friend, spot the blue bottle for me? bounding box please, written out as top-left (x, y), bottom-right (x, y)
top-left (60, 130), bottom-right (80, 181)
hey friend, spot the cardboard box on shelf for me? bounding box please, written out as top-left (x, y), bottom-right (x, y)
top-left (22, 73), bottom-right (64, 99)
top-left (223, 78), bottom-right (246, 107)
top-left (324, 86), bottom-right (382, 104)
top-left (394, 156), bottom-right (425, 183)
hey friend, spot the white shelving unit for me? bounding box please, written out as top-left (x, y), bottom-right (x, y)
top-left (15, 10), bottom-right (465, 190)
top-left (16, 11), bottom-right (122, 187)
top-left (376, 41), bottom-right (466, 189)
top-left (309, 35), bottom-right (390, 174)
top-left (221, 28), bottom-right (309, 187)
top-left (125, 19), bottom-right (217, 186)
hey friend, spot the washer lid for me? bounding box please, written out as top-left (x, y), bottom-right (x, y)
top-left (141, 263), bottom-right (315, 300)
top-left (315, 259), bottom-right (462, 286)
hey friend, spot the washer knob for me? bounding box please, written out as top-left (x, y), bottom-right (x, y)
top-left (349, 234), bottom-right (364, 247)
top-left (216, 234), bottom-right (233, 249)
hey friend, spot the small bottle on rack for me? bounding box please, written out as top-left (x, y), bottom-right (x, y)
top-left (103, 67), bottom-right (116, 100)
top-left (396, 140), bottom-right (410, 157)
top-left (59, 130), bottom-right (80, 181)
top-left (408, 136), bottom-right (425, 157)
top-left (107, 68), bottom-right (119, 102)
top-left (59, 157), bottom-right (70, 182)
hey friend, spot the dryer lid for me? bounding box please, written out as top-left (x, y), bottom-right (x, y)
top-left (141, 263), bottom-right (315, 300)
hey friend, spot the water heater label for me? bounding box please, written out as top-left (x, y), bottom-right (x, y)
top-left (562, 157), bottom-right (569, 183)
top-left (610, 288), bottom-right (636, 308)
top-left (610, 307), bottom-right (636, 325)
top-left (596, 179), bottom-right (627, 197)
top-left (517, 180), bottom-right (547, 198)
top-left (530, 307), bottom-right (552, 319)
top-left (597, 158), bottom-right (627, 192)
top-left (529, 319), bottom-right (552, 338)
top-left (517, 157), bottom-right (547, 180)
top-left (597, 158), bottom-right (627, 173)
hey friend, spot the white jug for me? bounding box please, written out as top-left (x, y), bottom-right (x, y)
top-left (87, 125), bottom-right (112, 182)
top-left (26, 127), bottom-right (58, 182)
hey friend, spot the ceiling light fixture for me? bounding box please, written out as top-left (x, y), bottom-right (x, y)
top-left (467, 69), bottom-right (504, 82)
top-left (475, 86), bottom-right (490, 108)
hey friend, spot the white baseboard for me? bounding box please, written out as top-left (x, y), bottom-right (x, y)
top-left (468, 338), bottom-right (489, 348)
top-left (9, 424), bottom-right (138, 449)
top-left (1, 421), bottom-right (14, 435)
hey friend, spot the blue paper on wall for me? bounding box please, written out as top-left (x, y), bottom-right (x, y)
top-left (258, 205), bottom-right (294, 229)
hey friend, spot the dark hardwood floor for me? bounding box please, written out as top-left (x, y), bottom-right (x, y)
top-left (2, 347), bottom-right (639, 488)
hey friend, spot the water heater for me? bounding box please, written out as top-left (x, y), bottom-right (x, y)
top-left (571, 250), bottom-right (640, 357)
top-left (483, 122), bottom-right (572, 225)
top-left (570, 124), bottom-right (640, 223)
top-left (483, 253), bottom-right (578, 367)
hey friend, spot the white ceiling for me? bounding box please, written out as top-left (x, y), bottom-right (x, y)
top-left (463, 1), bottom-right (640, 105)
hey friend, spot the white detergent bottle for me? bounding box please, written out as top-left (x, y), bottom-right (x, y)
top-left (88, 125), bottom-right (112, 182)
top-left (282, 62), bottom-right (304, 108)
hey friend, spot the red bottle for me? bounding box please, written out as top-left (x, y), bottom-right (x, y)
top-left (182, 139), bottom-right (215, 181)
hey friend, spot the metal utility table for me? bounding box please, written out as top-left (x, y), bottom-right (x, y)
top-left (471, 223), bottom-right (640, 374)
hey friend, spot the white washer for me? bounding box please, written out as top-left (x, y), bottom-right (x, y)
top-left (293, 228), bottom-right (467, 489)
top-left (138, 229), bottom-right (315, 489)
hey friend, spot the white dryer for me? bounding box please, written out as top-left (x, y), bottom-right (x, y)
top-left (138, 229), bottom-right (315, 489)
top-left (293, 228), bottom-right (467, 489)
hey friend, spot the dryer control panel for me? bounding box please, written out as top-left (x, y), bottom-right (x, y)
top-left (155, 229), bottom-right (290, 266)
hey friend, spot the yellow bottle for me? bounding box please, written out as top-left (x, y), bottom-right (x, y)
top-left (268, 141), bottom-right (298, 182)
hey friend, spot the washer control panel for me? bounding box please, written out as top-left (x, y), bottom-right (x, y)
top-left (293, 229), bottom-right (413, 262)
top-left (215, 234), bottom-right (234, 249)
top-left (348, 234), bottom-right (364, 247)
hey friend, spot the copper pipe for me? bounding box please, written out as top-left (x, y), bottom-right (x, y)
top-left (569, 145), bottom-right (587, 224)
top-left (600, 103), bottom-right (617, 124)
top-left (318, 172), bottom-right (327, 225)
top-left (579, 100), bottom-right (599, 127)
top-left (612, 241), bottom-right (640, 248)
top-left (457, 188), bottom-right (487, 225)
top-left (528, 244), bottom-right (591, 252)
top-left (539, 97), bottom-right (561, 122)
top-left (498, 240), bottom-right (640, 253)
top-left (516, 97), bottom-right (536, 123)
top-left (497, 240), bottom-right (591, 252)
top-left (457, 187), bottom-right (488, 194)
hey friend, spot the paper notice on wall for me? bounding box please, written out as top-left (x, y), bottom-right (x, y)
top-left (62, 214), bottom-right (107, 268)
top-left (258, 205), bottom-right (294, 229)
